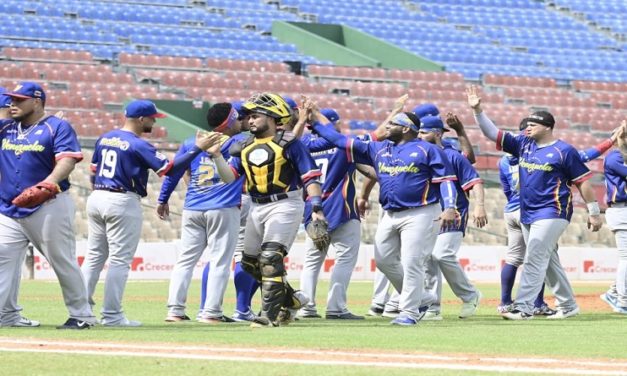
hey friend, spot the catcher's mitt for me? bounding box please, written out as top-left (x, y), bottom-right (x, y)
top-left (306, 219), bottom-right (330, 253)
top-left (12, 181), bottom-right (61, 208)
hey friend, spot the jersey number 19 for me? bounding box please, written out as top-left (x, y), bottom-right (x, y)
top-left (99, 149), bottom-right (118, 178)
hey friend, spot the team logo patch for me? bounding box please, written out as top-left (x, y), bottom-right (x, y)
top-left (35, 130), bottom-right (43, 135)
top-left (155, 151), bottom-right (167, 160)
top-left (410, 152), bottom-right (418, 157)
top-left (248, 148), bottom-right (269, 166)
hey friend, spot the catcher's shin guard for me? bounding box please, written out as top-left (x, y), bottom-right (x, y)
top-left (241, 253), bottom-right (261, 282)
top-left (259, 242), bottom-right (287, 322)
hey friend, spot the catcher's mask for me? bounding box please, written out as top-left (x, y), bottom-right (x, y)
top-left (242, 92), bottom-right (293, 127)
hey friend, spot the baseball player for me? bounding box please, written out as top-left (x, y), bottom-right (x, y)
top-left (468, 85), bottom-right (602, 320)
top-left (601, 121), bottom-right (627, 315)
top-left (418, 115), bottom-right (486, 321)
top-left (498, 121), bottom-right (620, 315)
top-left (0, 86), bottom-right (39, 327)
top-left (311, 108), bottom-right (459, 325)
top-left (198, 101), bottom-right (260, 322)
top-left (0, 82), bottom-right (96, 329)
top-left (159, 102), bottom-right (247, 324)
top-left (207, 92), bottom-right (323, 327)
top-left (81, 99), bottom-right (213, 327)
top-left (298, 108), bottom-right (364, 320)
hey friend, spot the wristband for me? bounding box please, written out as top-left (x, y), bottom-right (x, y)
top-left (587, 201), bottom-right (600, 216)
top-left (310, 195), bottom-right (322, 213)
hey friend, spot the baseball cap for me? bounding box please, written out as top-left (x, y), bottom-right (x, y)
top-left (0, 87), bottom-right (11, 108)
top-left (3, 81), bottom-right (46, 102)
top-left (420, 115), bottom-right (450, 132)
top-left (231, 100), bottom-right (245, 120)
top-left (282, 96), bottom-right (298, 110)
top-left (124, 99), bottom-right (166, 119)
top-left (413, 103), bottom-right (439, 118)
top-left (390, 112), bottom-right (420, 132)
top-left (320, 108), bottom-right (340, 124)
top-left (523, 111), bottom-right (555, 128)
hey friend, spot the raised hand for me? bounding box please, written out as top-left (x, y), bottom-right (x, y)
top-left (392, 94), bottom-right (409, 114)
top-left (445, 112), bottom-right (464, 133)
top-left (465, 86), bottom-right (482, 112)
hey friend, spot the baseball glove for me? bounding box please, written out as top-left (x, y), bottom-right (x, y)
top-left (12, 181), bottom-right (61, 208)
top-left (306, 219), bottom-right (330, 253)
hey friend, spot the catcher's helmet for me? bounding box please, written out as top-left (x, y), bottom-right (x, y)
top-left (242, 92), bottom-right (292, 127)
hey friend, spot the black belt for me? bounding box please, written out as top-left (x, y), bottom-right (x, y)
top-left (96, 187), bottom-right (126, 193)
top-left (250, 193), bottom-right (289, 204)
top-left (610, 202), bottom-right (627, 207)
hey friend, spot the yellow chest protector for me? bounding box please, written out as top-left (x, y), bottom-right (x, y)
top-left (239, 131), bottom-right (296, 195)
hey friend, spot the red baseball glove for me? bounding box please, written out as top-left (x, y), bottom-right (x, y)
top-left (12, 181), bottom-right (61, 208)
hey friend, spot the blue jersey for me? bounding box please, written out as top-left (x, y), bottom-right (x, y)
top-left (0, 116), bottom-right (83, 218)
top-left (497, 131), bottom-right (591, 224)
top-left (91, 129), bottom-right (171, 197)
top-left (499, 141), bottom-right (610, 213)
top-left (158, 134), bottom-right (246, 211)
top-left (301, 133), bottom-right (359, 232)
top-left (442, 145), bottom-right (482, 234)
top-left (312, 122), bottom-right (458, 211)
top-left (604, 150), bottom-right (627, 205)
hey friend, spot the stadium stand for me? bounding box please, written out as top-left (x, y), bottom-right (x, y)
top-left (0, 0), bottom-right (625, 246)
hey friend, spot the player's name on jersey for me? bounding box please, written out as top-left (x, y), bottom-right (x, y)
top-left (519, 160), bottom-right (554, 172)
top-left (310, 148), bottom-right (337, 157)
top-left (100, 137), bottom-right (130, 151)
top-left (2, 139), bottom-right (45, 154)
top-left (378, 162), bottom-right (420, 175)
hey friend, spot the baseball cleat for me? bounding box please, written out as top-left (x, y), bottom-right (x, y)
top-left (298, 311), bottom-right (322, 319)
top-left (165, 314), bottom-right (191, 322)
top-left (102, 318), bottom-right (142, 327)
top-left (381, 308), bottom-right (400, 318)
top-left (600, 293), bottom-right (621, 312)
top-left (250, 316), bottom-right (277, 328)
top-left (546, 306), bottom-right (580, 319)
top-left (459, 291), bottom-right (482, 319)
top-left (366, 305), bottom-right (384, 316)
top-left (616, 306), bottom-right (627, 315)
top-left (497, 304), bottom-right (513, 314)
top-left (10, 316), bottom-right (41, 327)
top-left (422, 311), bottom-right (443, 321)
top-left (325, 312), bottom-right (365, 320)
top-left (197, 315), bottom-right (235, 324)
top-left (56, 318), bottom-right (93, 330)
top-left (501, 309), bottom-right (534, 320)
top-left (232, 310), bottom-right (257, 322)
top-left (390, 314), bottom-right (418, 326)
top-left (533, 304), bottom-right (557, 316)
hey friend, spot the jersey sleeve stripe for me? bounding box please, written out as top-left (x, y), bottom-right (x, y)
top-left (301, 170), bottom-right (322, 183)
top-left (89, 163), bottom-right (97, 173)
top-left (571, 170), bottom-right (592, 184)
top-left (346, 138), bottom-right (354, 163)
top-left (230, 166), bottom-right (240, 179)
top-left (496, 130), bottom-right (505, 151)
top-left (369, 131), bottom-right (378, 142)
top-left (432, 175), bottom-right (458, 183)
top-left (55, 151), bottom-right (83, 161)
top-left (156, 160), bottom-right (173, 177)
top-left (461, 177), bottom-right (483, 191)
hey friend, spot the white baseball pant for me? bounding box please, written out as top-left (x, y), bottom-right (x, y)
top-left (0, 192), bottom-right (95, 324)
top-left (168, 207), bottom-right (239, 318)
top-left (299, 219), bottom-right (361, 315)
top-left (375, 204), bottom-right (441, 320)
top-left (514, 218), bottom-right (577, 314)
top-left (0, 250), bottom-right (26, 325)
top-left (604, 207), bottom-right (627, 307)
top-left (81, 190), bottom-right (143, 325)
top-left (504, 209), bottom-right (526, 266)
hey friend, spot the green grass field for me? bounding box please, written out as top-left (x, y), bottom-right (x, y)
top-left (1, 280), bottom-right (625, 375)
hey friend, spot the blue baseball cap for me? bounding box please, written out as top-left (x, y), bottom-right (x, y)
top-left (124, 99), bottom-right (166, 118)
top-left (282, 96), bottom-right (298, 110)
top-left (0, 87), bottom-right (11, 108)
top-left (420, 115), bottom-right (450, 132)
top-left (390, 112), bottom-right (420, 132)
top-left (413, 103), bottom-right (439, 118)
top-left (231, 100), bottom-right (245, 119)
top-left (320, 108), bottom-right (340, 124)
top-left (3, 81), bottom-right (46, 103)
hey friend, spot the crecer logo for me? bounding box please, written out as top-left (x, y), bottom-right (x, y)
top-left (459, 258), bottom-right (471, 270)
top-left (324, 259), bottom-right (335, 272)
top-left (131, 257), bottom-right (145, 271)
top-left (583, 260), bottom-right (616, 273)
top-left (459, 258), bottom-right (496, 272)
